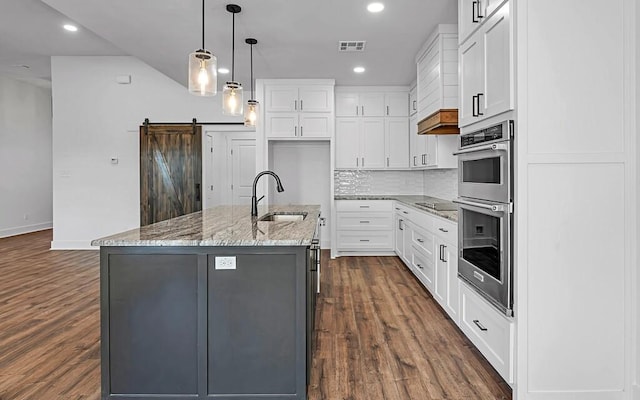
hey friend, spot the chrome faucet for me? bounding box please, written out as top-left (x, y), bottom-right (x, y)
top-left (251, 170), bottom-right (285, 216)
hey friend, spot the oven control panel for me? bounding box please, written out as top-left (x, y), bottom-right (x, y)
top-left (460, 120), bottom-right (512, 148)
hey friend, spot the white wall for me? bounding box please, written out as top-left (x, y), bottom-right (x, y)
top-left (514, 0), bottom-right (636, 399)
top-left (51, 56), bottom-right (243, 249)
top-left (0, 76), bottom-right (53, 237)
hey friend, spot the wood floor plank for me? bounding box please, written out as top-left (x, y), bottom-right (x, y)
top-left (0, 231), bottom-right (512, 400)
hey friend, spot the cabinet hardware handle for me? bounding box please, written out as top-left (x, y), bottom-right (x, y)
top-left (294, 100), bottom-right (297, 111)
top-left (300, 126), bottom-right (303, 136)
top-left (417, 238), bottom-right (424, 243)
top-left (295, 126), bottom-right (298, 136)
top-left (477, 0), bottom-right (484, 19)
top-left (359, 205), bottom-right (370, 208)
top-left (395, 207), bottom-right (400, 210)
top-left (440, 244), bottom-right (447, 262)
top-left (398, 219), bottom-right (403, 230)
top-left (386, 105), bottom-right (390, 115)
top-left (413, 155), bottom-right (417, 166)
top-left (472, 0), bottom-right (478, 23)
top-left (300, 100), bottom-right (303, 110)
top-left (361, 105), bottom-right (364, 116)
top-left (360, 239), bottom-right (370, 242)
top-left (387, 157), bottom-right (390, 167)
top-left (356, 157), bottom-right (359, 167)
top-left (416, 263), bottom-right (424, 269)
top-left (438, 228), bottom-right (448, 233)
top-left (413, 100), bottom-right (417, 111)
top-left (473, 320), bottom-right (488, 331)
top-left (472, 95), bottom-right (478, 117)
top-left (403, 211), bottom-right (409, 215)
top-left (356, 106), bottom-right (359, 116)
top-left (439, 244), bottom-right (443, 261)
top-left (477, 93), bottom-right (484, 116)
top-left (442, 245), bottom-right (447, 262)
top-left (422, 154), bottom-right (425, 165)
top-left (360, 221), bottom-right (370, 223)
top-left (362, 157), bottom-right (365, 167)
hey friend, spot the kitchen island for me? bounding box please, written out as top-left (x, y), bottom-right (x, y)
top-left (92, 205), bottom-right (321, 400)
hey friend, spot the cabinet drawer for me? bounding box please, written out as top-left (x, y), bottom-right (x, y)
top-left (410, 245), bottom-right (435, 291)
top-left (459, 281), bottom-right (513, 383)
top-left (336, 231), bottom-right (394, 250)
top-left (433, 218), bottom-right (457, 245)
top-left (337, 214), bottom-right (392, 230)
top-left (411, 226), bottom-right (435, 256)
top-left (336, 200), bottom-right (392, 212)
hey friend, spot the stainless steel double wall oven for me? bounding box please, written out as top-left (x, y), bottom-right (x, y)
top-left (454, 120), bottom-right (514, 316)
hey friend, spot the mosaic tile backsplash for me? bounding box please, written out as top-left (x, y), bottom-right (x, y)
top-left (423, 169), bottom-right (458, 201)
top-left (334, 169), bottom-right (459, 200)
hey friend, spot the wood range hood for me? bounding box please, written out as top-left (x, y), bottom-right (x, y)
top-left (417, 109), bottom-right (460, 135)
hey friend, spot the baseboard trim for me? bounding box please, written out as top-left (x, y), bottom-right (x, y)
top-left (50, 240), bottom-right (96, 250)
top-left (0, 222), bottom-right (52, 238)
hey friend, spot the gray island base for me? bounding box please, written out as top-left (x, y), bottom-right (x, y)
top-left (92, 205), bottom-right (321, 400)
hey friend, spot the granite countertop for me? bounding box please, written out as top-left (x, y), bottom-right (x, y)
top-left (91, 205), bottom-right (321, 247)
top-left (334, 194), bottom-right (458, 222)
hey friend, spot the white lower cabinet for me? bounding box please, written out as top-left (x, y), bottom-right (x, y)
top-left (459, 281), bottom-right (514, 384)
top-left (336, 200), bottom-right (394, 253)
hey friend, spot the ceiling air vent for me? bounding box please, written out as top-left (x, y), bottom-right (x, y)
top-left (338, 41), bottom-right (366, 52)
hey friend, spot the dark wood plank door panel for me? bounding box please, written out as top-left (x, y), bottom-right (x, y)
top-left (140, 125), bottom-right (202, 226)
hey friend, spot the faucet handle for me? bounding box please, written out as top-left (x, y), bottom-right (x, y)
top-left (258, 195), bottom-right (265, 202)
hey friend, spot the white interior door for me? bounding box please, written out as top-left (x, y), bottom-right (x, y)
top-left (229, 139), bottom-right (256, 206)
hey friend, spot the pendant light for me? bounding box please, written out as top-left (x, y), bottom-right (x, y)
top-left (222, 4), bottom-right (243, 115)
top-left (244, 38), bottom-right (259, 127)
top-left (188, 0), bottom-right (217, 96)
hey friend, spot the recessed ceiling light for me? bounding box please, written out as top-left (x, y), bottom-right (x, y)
top-left (367, 2), bottom-right (384, 13)
top-left (218, 67), bottom-right (230, 74)
top-left (353, 66), bottom-right (366, 73)
top-left (63, 24), bottom-right (78, 32)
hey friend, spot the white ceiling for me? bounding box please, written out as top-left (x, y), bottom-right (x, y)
top-left (1, 0), bottom-right (457, 89)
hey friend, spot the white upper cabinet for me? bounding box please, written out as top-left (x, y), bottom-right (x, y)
top-left (264, 82), bottom-right (334, 139)
top-left (385, 118), bottom-right (410, 168)
top-left (459, 0), bottom-right (507, 44)
top-left (459, 0), bottom-right (512, 128)
top-left (265, 85), bottom-right (332, 113)
top-left (335, 118), bottom-right (360, 169)
top-left (336, 91), bottom-right (408, 117)
top-left (361, 118), bottom-right (386, 169)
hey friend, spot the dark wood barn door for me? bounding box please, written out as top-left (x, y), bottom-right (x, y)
top-left (140, 125), bottom-right (202, 226)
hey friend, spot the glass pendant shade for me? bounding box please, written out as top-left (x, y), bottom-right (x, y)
top-left (222, 81), bottom-right (243, 115)
top-left (188, 50), bottom-right (217, 96)
top-left (244, 99), bottom-right (259, 126)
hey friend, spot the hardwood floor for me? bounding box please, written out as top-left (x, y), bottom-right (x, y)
top-left (0, 230), bottom-right (511, 400)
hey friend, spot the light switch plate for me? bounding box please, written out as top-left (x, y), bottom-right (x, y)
top-left (215, 256), bottom-right (236, 270)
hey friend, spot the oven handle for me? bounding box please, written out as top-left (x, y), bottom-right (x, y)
top-left (453, 198), bottom-right (510, 212)
top-left (453, 142), bottom-right (508, 156)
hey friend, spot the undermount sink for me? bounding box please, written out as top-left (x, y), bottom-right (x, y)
top-left (258, 212), bottom-right (308, 222)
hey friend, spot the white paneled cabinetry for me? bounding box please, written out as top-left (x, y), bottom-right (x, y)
top-left (264, 84), bottom-right (334, 139)
top-left (335, 87), bottom-right (409, 170)
top-left (336, 200), bottom-right (394, 253)
top-left (459, 0), bottom-right (513, 128)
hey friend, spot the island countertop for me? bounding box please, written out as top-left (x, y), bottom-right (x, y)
top-left (91, 205), bottom-right (321, 247)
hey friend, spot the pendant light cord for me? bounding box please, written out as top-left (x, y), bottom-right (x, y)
top-left (201, 0), bottom-right (205, 49)
top-left (231, 11), bottom-right (235, 81)
top-left (250, 43), bottom-right (254, 100)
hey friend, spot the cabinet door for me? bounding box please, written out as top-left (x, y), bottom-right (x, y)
top-left (481, 1), bottom-right (512, 119)
top-left (459, 0), bottom-right (484, 44)
top-left (266, 113), bottom-right (298, 138)
top-left (385, 118), bottom-right (409, 169)
top-left (360, 93), bottom-right (385, 117)
top-left (385, 92), bottom-right (409, 117)
top-left (434, 241), bottom-right (447, 305)
top-left (443, 243), bottom-right (459, 324)
top-left (424, 135), bottom-right (438, 167)
top-left (394, 214), bottom-right (405, 257)
top-left (335, 118), bottom-right (360, 169)
top-left (409, 115), bottom-right (426, 168)
top-left (360, 118), bottom-right (385, 169)
top-left (459, 37), bottom-right (483, 127)
top-left (335, 92), bottom-right (359, 117)
top-left (299, 114), bottom-right (331, 138)
top-left (299, 86), bottom-right (332, 112)
top-left (409, 86), bottom-right (418, 116)
top-left (264, 86), bottom-right (298, 112)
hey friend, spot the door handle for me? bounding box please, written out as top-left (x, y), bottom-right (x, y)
top-left (473, 319), bottom-right (488, 331)
top-left (387, 157), bottom-right (390, 167)
top-left (439, 227), bottom-right (449, 233)
top-left (356, 106), bottom-right (359, 116)
top-left (413, 100), bottom-right (417, 111)
top-left (294, 100), bottom-right (297, 111)
top-left (477, 93), bottom-right (484, 116)
top-left (300, 100), bottom-right (303, 110)
top-left (413, 155), bottom-right (417, 166)
top-left (295, 126), bottom-right (298, 136)
top-left (398, 219), bottom-right (404, 231)
top-left (362, 157), bottom-right (364, 167)
top-left (472, 0), bottom-right (479, 23)
top-left (472, 95), bottom-right (477, 117)
top-left (361, 105), bottom-right (364, 116)
top-left (356, 157), bottom-right (359, 167)
top-left (453, 142), bottom-right (508, 155)
top-left (386, 105), bottom-right (390, 115)
top-left (300, 126), bottom-right (303, 136)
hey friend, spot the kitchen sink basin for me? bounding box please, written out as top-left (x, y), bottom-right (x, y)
top-left (258, 212), bottom-right (308, 222)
